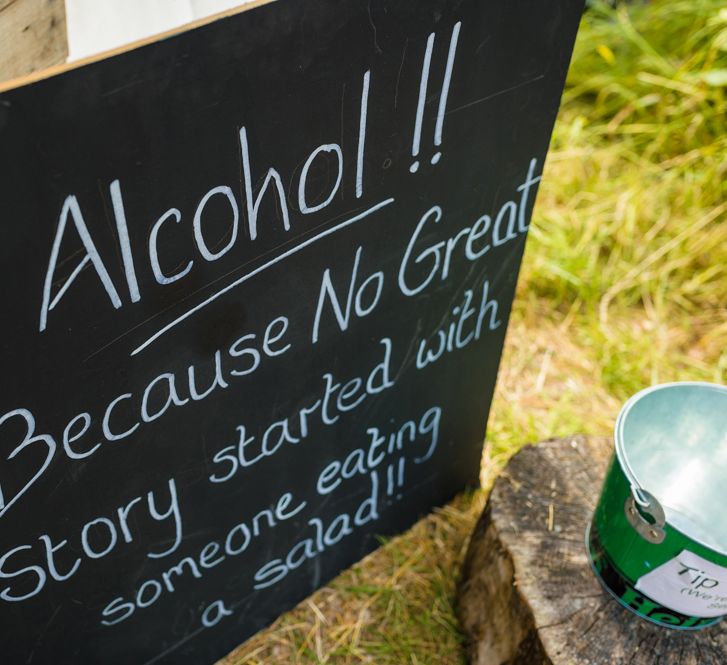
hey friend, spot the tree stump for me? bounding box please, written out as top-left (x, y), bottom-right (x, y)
top-left (457, 436), bottom-right (727, 664)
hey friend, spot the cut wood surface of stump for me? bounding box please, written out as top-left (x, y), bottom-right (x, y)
top-left (457, 436), bottom-right (727, 665)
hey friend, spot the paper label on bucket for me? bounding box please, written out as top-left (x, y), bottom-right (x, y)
top-left (635, 550), bottom-right (727, 618)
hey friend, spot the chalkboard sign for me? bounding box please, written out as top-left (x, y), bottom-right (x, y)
top-left (0, 1), bottom-right (583, 662)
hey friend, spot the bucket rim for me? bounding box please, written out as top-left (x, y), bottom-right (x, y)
top-left (614, 381), bottom-right (727, 557)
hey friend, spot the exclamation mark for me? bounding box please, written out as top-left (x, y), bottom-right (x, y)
top-left (409, 22), bottom-right (462, 173)
top-left (409, 33), bottom-right (435, 174)
top-left (396, 457), bottom-right (405, 500)
top-left (386, 458), bottom-right (406, 500)
top-left (432, 21), bottom-right (461, 166)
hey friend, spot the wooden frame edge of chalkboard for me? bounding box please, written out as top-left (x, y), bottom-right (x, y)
top-left (0, 0), bottom-right (277, 94)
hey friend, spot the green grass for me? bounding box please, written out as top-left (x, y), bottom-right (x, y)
top-left (489, 0), bottom-right (727, 461)
top-left (537, 0), bottom-right (727, 321)
top-left (225, 2), bottom-right (727, 662)
top-left (536, 1), bottom-right (727, 314)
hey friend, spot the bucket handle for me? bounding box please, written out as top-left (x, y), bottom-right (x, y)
top-left (624, 486), bottom-right (666, 544)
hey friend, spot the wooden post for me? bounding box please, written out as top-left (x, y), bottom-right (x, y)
top-left (0, 0), bottom-right (67, 84)
top-left (457, 436), bottom-right (727, 664)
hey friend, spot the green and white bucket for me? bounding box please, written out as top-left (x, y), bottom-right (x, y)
top-left (588, 381), bottom-right (727, 630)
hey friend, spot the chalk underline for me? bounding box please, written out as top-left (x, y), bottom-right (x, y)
top-left (130, 197), bottom-right (396, 356)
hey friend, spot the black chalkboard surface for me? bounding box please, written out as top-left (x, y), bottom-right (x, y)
top-left (0, 1), bottom-right (583, 662)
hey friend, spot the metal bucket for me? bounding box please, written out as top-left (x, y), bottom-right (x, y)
top-left (587, 381), bottom-right (727, 629)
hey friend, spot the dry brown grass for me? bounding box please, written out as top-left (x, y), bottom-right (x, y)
top-left (220, 312), bottom-right (623, 665)
top-left (221, 491), bottom-right (484, 664)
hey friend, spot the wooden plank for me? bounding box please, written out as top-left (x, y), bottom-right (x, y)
top-left (0, 0), bottom-right (68, 84)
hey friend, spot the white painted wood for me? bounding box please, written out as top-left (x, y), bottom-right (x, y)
top-left (65, 0), bottom-right (255, 61)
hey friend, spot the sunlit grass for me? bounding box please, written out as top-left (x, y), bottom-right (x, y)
top-left (224, 2), bottom-right (727, 661)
